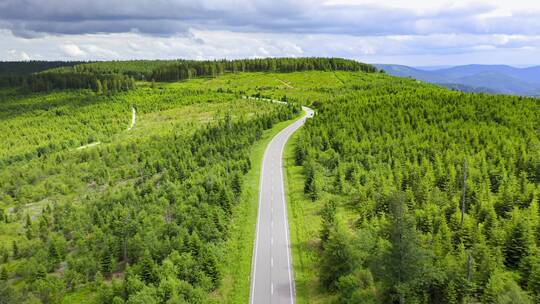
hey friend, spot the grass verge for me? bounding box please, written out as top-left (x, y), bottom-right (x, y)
top-left (212, 112), bottom-right (302, 304)
top-left (284, 130), bottom-right (333, 304)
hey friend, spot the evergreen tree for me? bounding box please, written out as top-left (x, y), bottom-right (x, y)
top-left (320, 200), bottom-right (337, 243)
top-left (100, 251), bottom-right (113, 277)
top-left (381, 191), bottom-right (425, 304)
top-left (139, 250), bottom-right (156, 284)
top-left (320, 222), bottom-right (358, 291)
top-left (504, 221), bottom-right (530, 269)
top-left (12, 241), bottom-right (18, 258)
top-left (0, 266), bottom-right (8, 281)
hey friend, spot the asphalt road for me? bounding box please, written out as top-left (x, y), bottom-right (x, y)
top-left (250, 106), bottom-right (314, 304)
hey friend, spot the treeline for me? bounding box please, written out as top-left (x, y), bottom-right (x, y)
top-left (0, 58), bottom-right (376, 93)
top-left (0, 61), bottom-right (84, 76)
top-left (0, 72), bottom-right (135, 93)
top-left (150, 58), bottom-right (377, 82)
top-left (47, 58), bottom-right (377, 82)
top-left (294, 81), bottom-right (540, 303)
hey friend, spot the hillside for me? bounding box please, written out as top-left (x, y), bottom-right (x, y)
top-left (0, 59), bottom-right (539, 304)
top-left (282, 71), bottom-right (540, 304)
top-left (376, 64), bottom-right (540, 96)
top-left (0, 58), bottom-right (373, 304)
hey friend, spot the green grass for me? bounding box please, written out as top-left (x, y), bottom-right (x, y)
top-left (60, 286), bottom-right (98, 304)
top-left (212, 111), bottom-right (302, 304)
top-left (284, 130), bottom-right (333, 304)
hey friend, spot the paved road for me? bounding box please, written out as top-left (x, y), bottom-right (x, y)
top-left (250, 106), bottom-right (314, 304)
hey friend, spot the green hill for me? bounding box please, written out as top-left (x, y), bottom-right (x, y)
top-left (0, 58), bottom-right (538, 304)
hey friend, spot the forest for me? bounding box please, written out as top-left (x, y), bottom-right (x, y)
top-left (0, 62), bottom-right (302, 303)
top-left (1, 58), bottom-right (538, 304)
top-left (0, 62), bottom-right (84, 76)
top-left (0, 58), bottom-right (375, 93)
top-left (290, 73), bottom-right (540, 303)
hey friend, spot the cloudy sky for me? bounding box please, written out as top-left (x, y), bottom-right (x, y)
top-left (1, 0), bottom-right (539, 66)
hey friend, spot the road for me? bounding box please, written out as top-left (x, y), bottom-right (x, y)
top-left (250, 106), bottom-right (314, 304)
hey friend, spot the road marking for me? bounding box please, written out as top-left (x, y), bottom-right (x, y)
top-left (271, 283), bottom-right (274, 295)
top-left (271, 257), bottom-right (274, 268)
top-left (271, 237), bottom-right (274, 245)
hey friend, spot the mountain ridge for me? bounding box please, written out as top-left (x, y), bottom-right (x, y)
top-left (375, 64), bottom-right (540, 96)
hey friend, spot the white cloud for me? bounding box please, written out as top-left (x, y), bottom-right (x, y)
top-left (60, 44), bottom-right (86, 57)
top-left (6, 49), bottom-right (31, 60)
top-left (0, 1), bottom-right (539, 65)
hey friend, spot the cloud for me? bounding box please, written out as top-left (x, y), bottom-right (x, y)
top-left (6, 50), bottom-right (31, 61)
top-left (1, 0), bottom-right (539, 38)
top-left (1, 27), bottom-right (539, 66)
top-left (0, 1), bottom-right (539, 65)
top-left (60, 44), bottom-right (86, 57)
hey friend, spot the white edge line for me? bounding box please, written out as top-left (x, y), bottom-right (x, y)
top-left (280, 123), bottom-right (295, 304)
top-left (250, 140), bottom-right (267, 304)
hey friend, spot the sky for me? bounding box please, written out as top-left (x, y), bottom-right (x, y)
top-left (1, 0), bottom-right (539, 66)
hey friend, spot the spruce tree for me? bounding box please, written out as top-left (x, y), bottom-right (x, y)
top-left (0, 266), bottom-right (8, 281)
top-left (382, 191), bottom-right (425, 304)
top-left (139, 250), bottom-right (155, 284)
top-left (504, 221), bottom-right (530, 269)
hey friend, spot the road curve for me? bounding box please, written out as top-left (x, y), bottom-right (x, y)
top-left (250, 106), bottom-right (314, 304)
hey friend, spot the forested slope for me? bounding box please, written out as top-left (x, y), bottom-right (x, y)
top-left (0, 70), bottom-right (301, 303)
top-left (289, 73), bottom-right (540, 303)
top-left (2, 58), bottom-right (537, 304)
top-left (1, 58), bottom-right (376, 93)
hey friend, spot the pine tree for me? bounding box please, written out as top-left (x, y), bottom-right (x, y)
top-left (0, 266), bottom-right (8, 281)
top-left (96, 79), bottom-right (103, 94)
top-left (527, 254), bottom-right (540, 299)
top-left (444, 280), bottom-right (458, 304)
top-left (320, 200), bottom-right (337, 243)
top-left (139, 250), bottom-right (155, 284)
top-left (504, 221), bottom-right (530, 269)
top-left (25, 214), bottom-right (33, 239)
top-left (320, 222), bottom-right (357, 290)
top-left (100, 251), bottom-right (113, 277)
top-left (12, 241), bottom-right (18, 258)
top-left (231, 172), bottom-right (242, 197)
top-left (382, 191), bottom-right (425, 304)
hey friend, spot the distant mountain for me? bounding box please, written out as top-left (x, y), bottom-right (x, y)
top-left (374, 64), bottom-right (448, 83)
top-left (375, 64), bottom-right (540, 96)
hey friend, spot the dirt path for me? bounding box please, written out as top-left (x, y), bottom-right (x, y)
top-left (75, 107), bottom-right (136, 150)
top-left (128, 107), bottom-right (136, 131)
top-left (276, 78), bottom-right (294, 88)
